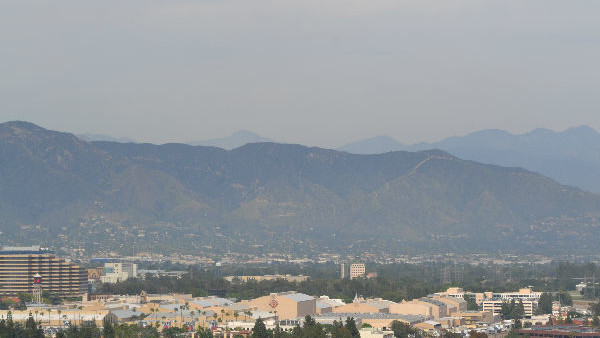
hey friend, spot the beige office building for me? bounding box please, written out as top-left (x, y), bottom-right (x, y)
top-left (482, 299), bottom-right (537, 317)
top-left (0, 246), bottom-right (87, 297)
top-left (350, 263), bottom-right (366, 279)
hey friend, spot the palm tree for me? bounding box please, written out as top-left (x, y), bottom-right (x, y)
top-left (149, 308), bottom-right (155, 325)
top-left (234, 312), bottom-right (239, 322)
top-left (179, 305), bottom-right (186, 325)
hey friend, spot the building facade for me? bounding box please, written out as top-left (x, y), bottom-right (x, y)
top-left (350, 263), bottom-right (366, 279)
top-left (245, 291), bottom-right (316, 319)
top-left (0, 246), bottom-right (86, 297)
top-left (482, 298), bottom-right (537, 317)
top-left (100, 262), bottom-right (138, 283)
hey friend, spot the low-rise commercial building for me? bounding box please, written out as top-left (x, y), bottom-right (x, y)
top-left (244, 291), bottom-right (316, 319)
top-left (432, 296), bottom-right (467, 315)
top-left (333, 298), bottom-right (393, 314)
top-left (453, 310), bottom-right (496, 325)
top-left (390, 298), bottom-right (447, 319)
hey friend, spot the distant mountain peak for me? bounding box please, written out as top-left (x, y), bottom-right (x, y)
top-left (563, 125), bottom-right (598, 135)
top-left (338, 135), bottom-right (404, 154)
top-left (230, 130), bottom-right (262, 137)
top-left (0, 120), bottom-right (48, 134)
top-left (191, 130), bottom-right (273, 150)
top-left (78, 133), bottom-right (137, 143)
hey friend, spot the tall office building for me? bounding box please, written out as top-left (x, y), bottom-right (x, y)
top-left (0, 246), bottom-right (87, 297)
top-left (349, 263), bottom-right (366, 279)
top-left (340, 263), bottom-right (346, 279)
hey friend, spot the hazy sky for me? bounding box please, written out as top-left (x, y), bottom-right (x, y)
top-left (1, 1), bottom-right (599, 147)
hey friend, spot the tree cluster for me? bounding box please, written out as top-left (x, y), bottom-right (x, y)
top-left (500, 299), bottom-right (525, 321)
top-left (0, 312), bottom-right (44, 338)
top-left (536, 293), bottom-right (553, 315)
top-left (250, 316), bottom-right (359, 338)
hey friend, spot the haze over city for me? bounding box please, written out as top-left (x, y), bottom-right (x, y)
top-left (4, 1), bottom-right (600, 338)
top-left (2, 1), bottom-right (600, 147)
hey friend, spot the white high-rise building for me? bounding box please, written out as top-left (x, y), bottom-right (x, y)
top-left (101, 262), bottom-right (138, 283)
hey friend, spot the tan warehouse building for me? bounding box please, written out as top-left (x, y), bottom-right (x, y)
top-left (0, 246), bottom-right (87, 297)
top-left (244, 291), bottom-right (316, 319)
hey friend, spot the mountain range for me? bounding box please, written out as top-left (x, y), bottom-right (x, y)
top-left (77, 133), bottom-right (137, 143)
top-left (1, 121), bottom-right (600, 256)
top-left (190, 130), bottom-right (272, 150)
top-left (339, 126), bottom-right (600, 193)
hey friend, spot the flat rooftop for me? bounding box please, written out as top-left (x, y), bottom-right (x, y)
top-left (0, 246), bottom-right (54, 255)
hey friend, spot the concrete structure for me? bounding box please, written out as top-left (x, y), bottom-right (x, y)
top-left (437, 287), bottom-right (492, 305)
top-left (88, 268), bottom-right (102, 280)
top-left (493, 288), bottom-right (541, 301)
top-left (245, 291), bottom-right (316, 319)
top-left (350, 263), bottom-right (366, 279)
top-left (32, 273), bottom-right (42, 303)
top-left (341, 263), bottom-right (346, 279)
top-left (432, 295), bottom-right (467, 315)
top-left (101, 262), bottom-right (138, 283)
top-left (453, 310), bottom-right (496, 324)
top-left (439, 286), bottom-right (541, 319)
top-left (137, 270), bottom-right (187, 279)
top-left (333, 298), bottom-right (393, 314)
top-left (224, 274), bottom-right (309, 283)
top-left (390, 298), bottom-right (447, 319)
top-left (482, 298), bottom-right (537, 318)
top-left (0, 246), bottom-right (86, 297)
top-left (414, 320), bottom-right (442, 331)
top-left (316, 296), bottom-right (344, 314)
top-left (359, 328), bottom-right (395, 338)
top-left (434, 316), bottom-right (465, 328)
top-left (518, 325), bottom-right (600, 338)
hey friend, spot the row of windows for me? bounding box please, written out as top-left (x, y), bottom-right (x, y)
top-left (0, 275), bottom-right (85, 278)
top-left (0, 281), bottom-right (86, 284)
top-left (0, 272), bottom-right (85, 275)
top-left (0, 263), bottom-right (81, 266)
